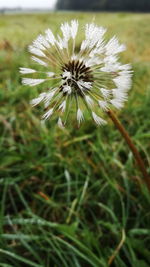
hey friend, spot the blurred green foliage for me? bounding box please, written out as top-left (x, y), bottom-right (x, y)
top-left (0, 12), bottom-right (150, 267)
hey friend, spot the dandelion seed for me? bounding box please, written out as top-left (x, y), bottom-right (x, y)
top-left (20, 20), bottom-right (132, 126)
top-left (31, 56), bottom-right (48, 67)
top-left (113, 75), bottom-right (132, 91)
top-left (110, 99), bottom-right (124, 109)
top-left (45, 29), bottom-right (56, 45)
top-left (77, 108), bottom-right (84, 124)
top-left (22, 78), bottom-right (46, 87)
top-left (105, 36), bottom-right (126, 56)
top-left (98, 100), bottom-right (108, 111)
top-left (61, 22), bottom-right (71, 42)
top-left (59, 100), bottom-right (66, 112)
top-left (92, 112), bottom-right (107, 126)
top-left (19, 68), bottom-right (36, 74)
top-left (42, 108), bottom-right (54, 120)
top-left (58, 117), bottom-right (64, 128)
top-left (30, 93), bottom-right (46, 106)
top-left (70, 20), bottom-right (78, 39)
top-left (36, 34), bottom-right (50, 49)
top-left (100, 88), bottom-right (111, 99)
top-left (112, 89), bottom-right (127, 100)
top-left (28, 46), bottom-right (46, 58)
top-left (46, 72), bottom-right (55, 77)
top-left (85, 95), bottom-right (94, 107)
top-left (44, 89), bottom-right (57, 108)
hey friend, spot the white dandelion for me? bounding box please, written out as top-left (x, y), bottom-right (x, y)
top-left (20, 20), bottom-right (132, 126)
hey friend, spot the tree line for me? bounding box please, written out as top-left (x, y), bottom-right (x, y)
top-left (56, 0), bottom-right (150, 11)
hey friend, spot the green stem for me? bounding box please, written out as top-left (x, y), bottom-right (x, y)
top-left (107, 110), bottom-right (150, 191)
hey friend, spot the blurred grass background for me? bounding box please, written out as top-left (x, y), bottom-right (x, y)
top-left (0, 12), bottom-right (150, 267)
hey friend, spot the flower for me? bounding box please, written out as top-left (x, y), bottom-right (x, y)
top-left (20, 20), bottom-right (132, 127)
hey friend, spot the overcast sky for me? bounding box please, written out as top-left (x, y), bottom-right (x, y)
top-left (0, 0), bottom-right (57, 9)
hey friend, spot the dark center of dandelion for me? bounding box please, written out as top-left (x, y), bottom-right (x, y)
top-left (60, 60), bottom-right (93, 95)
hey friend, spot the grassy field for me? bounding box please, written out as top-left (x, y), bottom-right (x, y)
top-left (0, 12), bottom-right (150, 267)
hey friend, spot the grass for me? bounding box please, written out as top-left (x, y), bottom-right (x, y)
top-left (0, 12), bottom-right (150, 267)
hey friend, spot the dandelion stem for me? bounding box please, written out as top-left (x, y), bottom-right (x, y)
top-left (107, 109), bottom-right (150, 191)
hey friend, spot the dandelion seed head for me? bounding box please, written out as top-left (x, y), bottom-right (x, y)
top-left (20, 20), bottom-right (132, 126)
